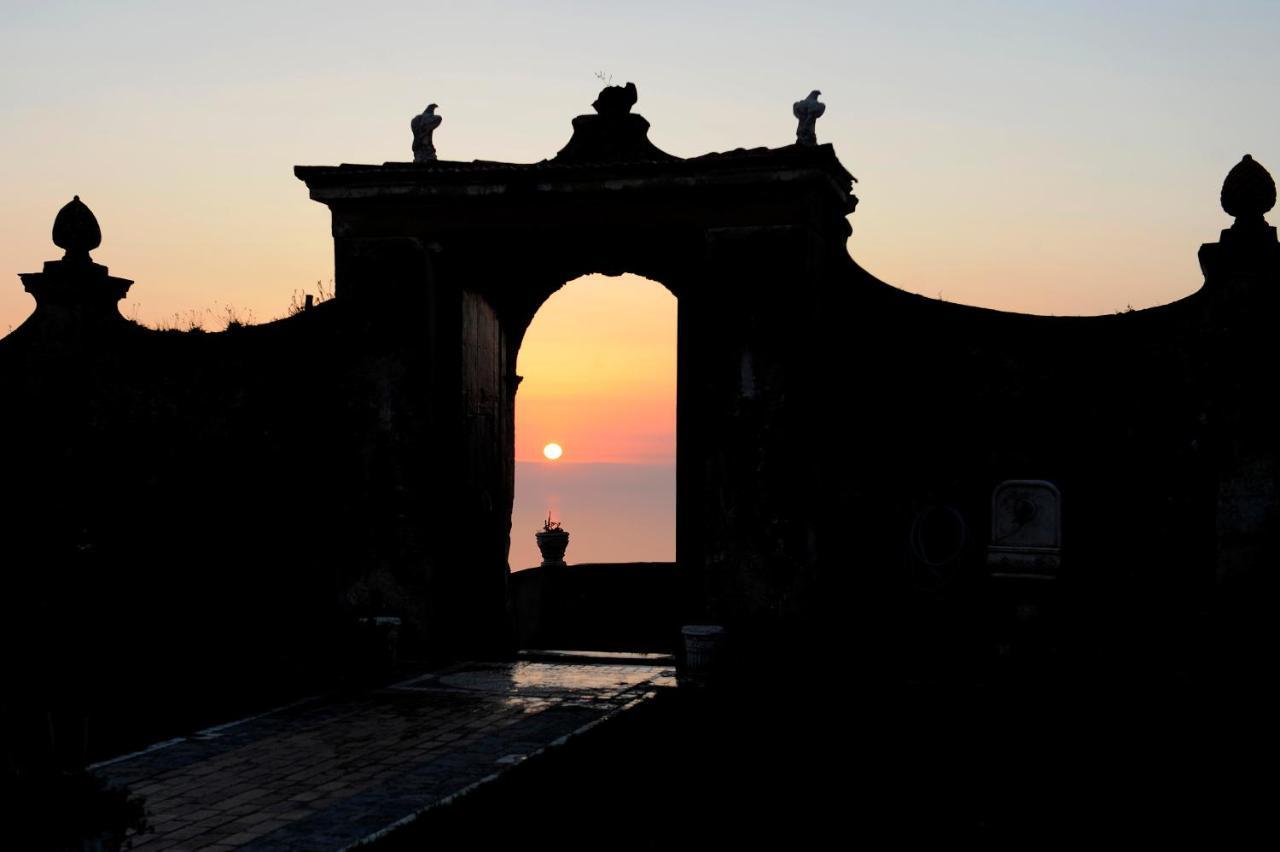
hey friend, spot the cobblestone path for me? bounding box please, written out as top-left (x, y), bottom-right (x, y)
top-left (96, 659), bottom-right (675, 850)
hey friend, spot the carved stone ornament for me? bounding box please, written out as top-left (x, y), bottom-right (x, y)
top-left (987, 480), bottom-right (1061, 578)
top-left (411, 103), bottom-right (442, 163)
top-left (1221, 154), bottom-right (1275, 228)
top-left (19, 196), bottom-right (133, 319)
top-left (793, 90), bottom-right (825, 146)
top-left (553, 82), bottom-right (675, 164)
top-left (592, 82), bottom-right (638, 116)
top-left (52, 195), bottom-right (102, 261)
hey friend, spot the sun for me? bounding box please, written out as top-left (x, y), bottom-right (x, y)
top-left (542, 442), bottom-right (563, 460)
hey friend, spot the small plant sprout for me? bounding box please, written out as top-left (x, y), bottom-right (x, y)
top-left (541, 514), bottom-right (563, 533)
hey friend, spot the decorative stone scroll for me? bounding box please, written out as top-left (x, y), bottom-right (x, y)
top-left (552, 82), bottom-right (676, 164)
top-left (987, 480), bottom-right (1061, 578)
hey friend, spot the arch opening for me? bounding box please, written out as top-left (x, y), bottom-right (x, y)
top-left (510, 272), bottom-right (676, 572)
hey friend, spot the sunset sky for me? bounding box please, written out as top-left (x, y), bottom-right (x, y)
top-left (3, 1), bottom-right (1277, 566)
top-left (512, 273), bottom-right (675, 568)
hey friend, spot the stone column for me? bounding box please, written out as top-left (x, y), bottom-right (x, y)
top-left (1197, 155), bottom-right (1280, 677)
top-left (1198, 156), bottom-right (1280, 587)
top-left (685, 225), bottom-right (825, 640)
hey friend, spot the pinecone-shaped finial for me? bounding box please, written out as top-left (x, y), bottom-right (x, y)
top-left (52, 195), bottom-right (102, 261)
top-left (1221, 155), bottom-right (1276, 227)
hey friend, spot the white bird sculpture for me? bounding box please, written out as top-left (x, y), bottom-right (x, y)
top-left (793, 90), bottom-right (825, 146)
top-left (411, 103), bottom-right (442, 163)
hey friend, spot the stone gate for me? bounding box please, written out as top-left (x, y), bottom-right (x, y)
top-left (2, 87), bottom-right (1276, 723)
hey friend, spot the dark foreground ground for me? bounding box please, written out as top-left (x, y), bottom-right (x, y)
top-left (92, 659), bottom-right (673, 850)
top-left (373, 673), bottom-right (1274, 847)
top-left (44, 649), bottom-right (1275, 850)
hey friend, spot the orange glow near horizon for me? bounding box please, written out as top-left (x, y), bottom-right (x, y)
top-left (515, 274), bottom-right (676, 466)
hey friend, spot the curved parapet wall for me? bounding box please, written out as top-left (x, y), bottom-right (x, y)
top-left (0, 87), bottom-right (1274, 742)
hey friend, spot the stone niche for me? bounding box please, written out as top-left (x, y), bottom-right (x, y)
top-left (987, 480), bottom-right (1062, 578)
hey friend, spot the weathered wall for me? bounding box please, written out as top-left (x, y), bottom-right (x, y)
top-left (801, 217), bottom-right (1278, 681)
top-left (1, 149), bottom-right (1275, 760)
top-left (0, 271), bottom-right (445, 755)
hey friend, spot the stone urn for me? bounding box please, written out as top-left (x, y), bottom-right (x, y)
top-left (536, 517), bottom-right (569, 567)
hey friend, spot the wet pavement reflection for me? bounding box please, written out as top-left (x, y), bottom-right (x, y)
top-left (96, 660), bottom-right (675, 850)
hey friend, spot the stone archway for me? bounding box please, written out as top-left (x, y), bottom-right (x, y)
top-left (296, 87), bottom-right (858, 653)
top-left (5, 86), bottom-right (1270, 678)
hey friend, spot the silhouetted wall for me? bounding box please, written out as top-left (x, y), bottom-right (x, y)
top-left (510, 563), bottom-right (679, 653)
top-left (2, 133), bottom-right (1276, 761)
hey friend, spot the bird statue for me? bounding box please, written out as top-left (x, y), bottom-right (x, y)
top-left (793, 90), bottom-right (825, 146)
top-left (411, 103), bottom-right (442, 163)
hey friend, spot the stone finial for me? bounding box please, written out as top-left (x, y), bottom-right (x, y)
top-left (793, 90), bottom-right (825, 146)
top-left (19, 197), bottom-right (132, 323)
top-left (1221, 154), bottom-right (1276, 227)
top-left (52, 196), bottom-right (102, 261)
top-left (411, 103), bottom-right (442, 163)
top-left (592, 82), bottom-right (638, 116)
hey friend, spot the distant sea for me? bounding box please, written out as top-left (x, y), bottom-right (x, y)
top-left (511, 461), bottom-right (675, 570)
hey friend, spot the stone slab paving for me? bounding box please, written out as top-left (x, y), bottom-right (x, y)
top-left (95, 660), bottom-right (675, 851)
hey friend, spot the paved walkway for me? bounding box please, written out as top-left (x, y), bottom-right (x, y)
top-left (96, 658), bottom-right (676, 850)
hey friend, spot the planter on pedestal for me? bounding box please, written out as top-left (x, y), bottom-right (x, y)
top-left (536, 527), bottom-right (570, 567)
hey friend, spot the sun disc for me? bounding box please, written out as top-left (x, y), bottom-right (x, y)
top-left (543, 443), bottom-right (563, 460)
